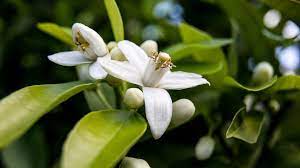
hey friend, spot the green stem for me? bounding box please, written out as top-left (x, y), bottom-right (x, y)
top-left (95, 85), bottom-right (113, 109)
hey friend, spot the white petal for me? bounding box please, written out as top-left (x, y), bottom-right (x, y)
top-left (143, 87), bottom-right (172, 139)
top-left (158, 71), bottom-right (210, 90)
top-left (89, 61), bottom-right (107, 80)
top-left (48, 51), bottom-right (91, 66)
top-left (100, 60), bottom-right (143, 86)
top-left (118, 40), bottom-right (149, 73)
top-left (72, 23), bottom-right (108, 57)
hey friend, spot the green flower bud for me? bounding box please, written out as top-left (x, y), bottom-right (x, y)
top-left (120, 157), bottom-right (150, 168)
top-left (107, 41), bottom-right (117, 51)
top-left (252, 62), bottom-right (274, 85)
top-left (243, 94), bottom-right (255, 112)
top-left (269, 99), bottom-right (280, 113)
top-left (195, 136), bottom-right (215, 160)
top-left (171, 99), bottom-right (195, 126)
top-left (140, 40), bottom-right (158, 56)
top-left (110, 47), bottom-right (127, 61)
top-left (124, 88), bottom-right (144, 109)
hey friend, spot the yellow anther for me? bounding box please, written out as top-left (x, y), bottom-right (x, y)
top-left (75, 32), bottom-right (89, 51)
top-left (150, 51), bottom-right (175, 70)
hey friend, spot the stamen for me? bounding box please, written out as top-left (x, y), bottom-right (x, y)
top-left (149, 51), bottom-right (175, 70)
top-left (75, 32), bottom-right (89, 51)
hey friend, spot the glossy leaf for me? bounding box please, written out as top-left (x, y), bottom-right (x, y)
top-left (62, 110), bottom-right (147, 168)
top-left (0, 81), bottom-right (94, 148)
top-left (37, 23), bottom-right (74, 47)
top-left (269, 75), bottom-right (300, 92)
top-left (226, 107), bottom-right (265, 143)
top-left (179, 23), bottom-right (212, 42)
top-left (104, 0), bottom-right (124, 41)
top-left (1, 126), bottom-right (48, 168)
top-left (164, 39), bottom-right (232, 61)
top-left (223, 76), bottom-right (277, 91)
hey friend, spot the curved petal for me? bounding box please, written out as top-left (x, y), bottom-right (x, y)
top-left (48, 51), bottom-right (91, 66)
top-left (118, 40), bottom-right (149, 73)
top-left (89, 61), bottom-right (107, 80)
top-left (100, 60), bottom-right (143, 86)
top-left (72, 23), bottom-right (108, 57)
top-left (143, 87), bottom-right (172, 139)
top-left (158, 71), bottom-right (210, 90)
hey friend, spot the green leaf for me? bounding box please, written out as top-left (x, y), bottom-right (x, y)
top-left (0, 81), bottom-right (94, 148)
top-left (269, 75), bottom-right (300, 92)
top-left (261, 0), bottom-right (300, 22)
top-left (62, 110), bottom-right (147, 168)
top-left (223, 76), bottom-right (277, 91)
top-left (214, 0), bottom-right (272, 61)
top-left (174, 62), bottom-right (223, 75)
top-left (104, 0), bottom-right (124, 41)
top-left (164, 39), bottom-right (232, 62)
top-left (226, 107), bottom-right (265, 143)
top-left (37, 23), bottom-right (74, 47)
top-left (178, 23), bottom-right (228, 87)
top-left (179, 23), bottom-right (212, 42)
top-left (1, 126), bottom-right (48, 168)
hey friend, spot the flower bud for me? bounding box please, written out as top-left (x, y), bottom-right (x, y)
top-left (120, 157), bottom-right (150, 168)
top-left (124, 88), bottom-right (144, 109)
top-left (252, 62), bottom-right (274, 85)
top-left (171, 99), bottom-right (195, 126)
top-left (110, 47), bottom-right (127, 61)
top-left (140, 40), bottom-right (158, 56)
top-left (243, 94), bottom-right (255, 112)
top-left (195, 136), bottom-right (215, 160)
top-left (269, 99), bottom-right (280, 113)
top-left (107, 41), bottom-right (117, 51)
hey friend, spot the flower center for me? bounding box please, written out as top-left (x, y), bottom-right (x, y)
top-left (150, 52), bottom-right (175, 70)
top-left (74, 32), bottom-right (90, 51)
top-left (142, 52), bottom-right (175, 87)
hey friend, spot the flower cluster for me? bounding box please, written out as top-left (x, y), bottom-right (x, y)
top-left (48, 23), bottom-right (210, 139)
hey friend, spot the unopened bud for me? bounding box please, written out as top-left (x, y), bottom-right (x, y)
top-left (171, 99), bottom-right (195, 126)
top-left (243, 94), bottom-right (255, 112)
top-left (120, 157), bottom-right (150, 168)
top-left (111, 47), bottom-right (127, 61)
top-left (252, 62), bottom-right (274, 85)
top-left (195, 136), bottom-right (215, 160)
top-left (107, 41), bottom-right (117, 51)
top-left (269, 99), bottom-right (280, 113)
top-left (124, 88), bottom-right (144, 109)
top-left (140, 40), bottom-right (158, 56)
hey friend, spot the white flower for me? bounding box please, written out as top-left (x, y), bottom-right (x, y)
top-left (100, 40), bottom-right (209, 139)
top-left (195, 136), bottom-right (215, 160)
top-left (48, 23), bottom-right (109, 79)
top-left (120, 157), bottom-right (150, 168)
